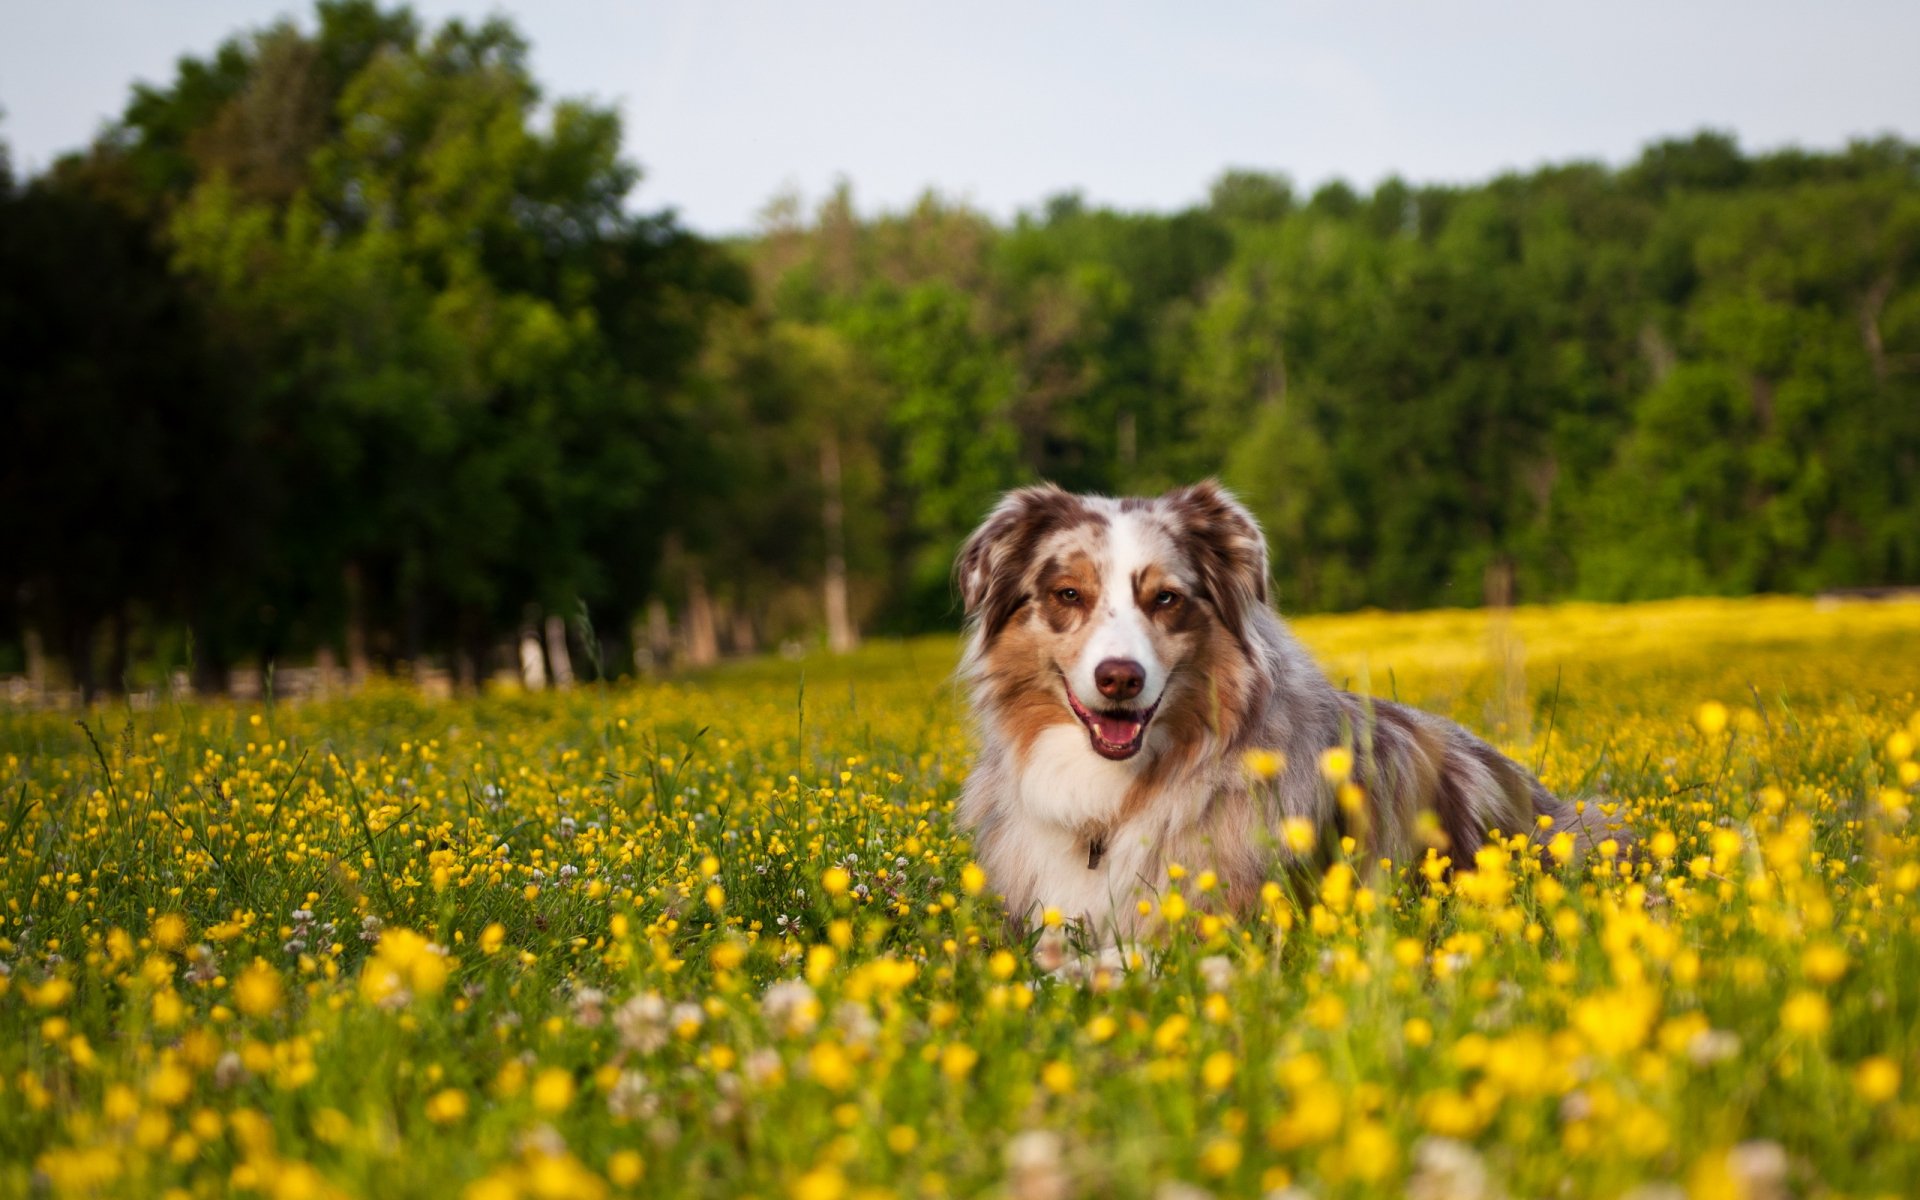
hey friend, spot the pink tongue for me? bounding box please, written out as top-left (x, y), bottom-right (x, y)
top-left (1090, 712), bottom-right (1141, 745)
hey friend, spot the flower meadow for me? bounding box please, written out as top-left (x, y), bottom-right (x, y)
top-left (4, 596), bottom-right (1920, 1200)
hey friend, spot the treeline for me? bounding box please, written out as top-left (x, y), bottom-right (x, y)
top-left (4, 1), bottom-right (1919, 696)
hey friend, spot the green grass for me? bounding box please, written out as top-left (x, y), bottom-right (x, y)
top-left (2, 596), bottom-right (1919, 1199)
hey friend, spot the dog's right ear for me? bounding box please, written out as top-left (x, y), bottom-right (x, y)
top-left (1162, 479), bottom-right (1270, 640)
top-left (956, 484), bottom-right (1075, 640)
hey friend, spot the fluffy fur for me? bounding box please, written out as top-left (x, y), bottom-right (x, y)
top-left (955, 480), bottom-right (1617, 941)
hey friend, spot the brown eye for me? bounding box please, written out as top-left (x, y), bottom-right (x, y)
top-left (1055, 587), bottom-right (1081, 605)
top-left (1155, 590), bottom-right (1180, 608)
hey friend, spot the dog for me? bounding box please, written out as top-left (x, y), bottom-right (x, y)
top-left (955, 480), bottom-right (1616, 941)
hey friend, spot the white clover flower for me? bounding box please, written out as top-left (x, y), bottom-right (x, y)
top-left (613, 991), bottom-right (671, 1053)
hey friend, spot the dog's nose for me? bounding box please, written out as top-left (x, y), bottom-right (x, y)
top-left (1094, 658), bottom-right (1145, 701)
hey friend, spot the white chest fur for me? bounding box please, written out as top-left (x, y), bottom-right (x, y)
top-left (1001, 725), bottom-right (1218, 937)
top-left (1015, 725), bottom-right (1138, 829)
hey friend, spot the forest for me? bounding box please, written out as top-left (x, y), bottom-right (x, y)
top-left (4, 0), bottom-right (1918, 696)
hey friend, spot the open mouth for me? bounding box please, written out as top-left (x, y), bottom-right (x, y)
top-left (1063, 684), bottom-right (1157, 761)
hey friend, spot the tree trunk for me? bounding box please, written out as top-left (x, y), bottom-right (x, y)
top-left (646, 600), bottom-right (673, 671)
top-left (820, 431), bottom-right (858, 654)
top-left (630, 616), bottom-right (653, 674)
top-left (67, 616), bottom-right (98, 703)
top-left (685, 571), bottom-right (720, 667)
top-left (105, 608), bottom-right (130, 697)
top-left (1482, 556), bottom-right (1515, 609)
top-left (543, 613), bottom-right (575, 689)
top-left (730, 607), bottom-right (759, 656)
top-left (453, 612), bottom-right (487, 691)
top-left (188, 621), bottom-right (228, 697)
top-left (1863, 273), bottom-right (1894, 382)
top-left (518, 621), bottom-right (548, 690)
top-left (343, 562), bottom-right (371, 686)
top-left (24, 623), bottom-right (48, 702)
top-left (314, 645), bottom-right (340, 696)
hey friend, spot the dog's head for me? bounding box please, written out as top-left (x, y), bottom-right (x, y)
top-left (957, 480), bottom-right (1269, 762)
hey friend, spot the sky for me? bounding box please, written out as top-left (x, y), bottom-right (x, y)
top-left (4, 1), bottom-right (1917, 237)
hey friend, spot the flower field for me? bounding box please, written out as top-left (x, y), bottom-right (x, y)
top-left (4, 595), bottom-right (1920, 1199)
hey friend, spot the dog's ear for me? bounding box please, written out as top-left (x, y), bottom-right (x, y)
top-left (956, 484), bottom-right (1077, 641)
top-left (1163, 479), bottom-right (1270, 637)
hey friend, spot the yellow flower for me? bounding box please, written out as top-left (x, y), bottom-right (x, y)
top-left (1695, 701), bottom-right (1729, 736)
top-left (1319, 746), bottom-right (1354, 782)
top-left (1242, 748), bottom-right (1286, 780)
top-left (361, 929), bottom-right (449, 1005)
top-left (1801, 942), bottom-right (1848, 984)
top-left (1780, 992), bottom-right (1830, 1039)
top-left (425, 1088), bottom-right (469, 1124)
top-left (29, 978), bottom-right (73, 1009)
top-left (607, 1151), bottom-right (644, 1187)
top-left (1573, 986), bottom-right (1658, 1056)
top-left (1199, 1136), bottom-right (1242, 1177)
top-left (1201, 1051), bottom-right (1236, 1091)
top-left (153, 914), bottom-right (189, 951)
top-left (147, 1062), bottom-right (193, 1107)
top-left (821, 867), bottom-right (850, 897)
top-left (809, 1042), bottom-right (853, 1090)
top-left (1282, 817), bottom-right (1317, 854)
top-left (1854, 1057), bottom-right (1900, 1104)
top-left (960, 862), bottom-right (986, 895)
top-left (1341, 1119), bottom-right (1397, 1183)
top-left (234, 961), bottom-right (285, 1018)
top-left (940, 1043), bottom-right (979, 1080)
top-left (791, 1167), bottom-right (845, 1200)
top-left (531, 1067), bottom-right (575, 1114)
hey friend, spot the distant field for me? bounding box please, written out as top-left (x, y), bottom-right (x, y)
top-left (3, 596), bottom-right (1918, 1198)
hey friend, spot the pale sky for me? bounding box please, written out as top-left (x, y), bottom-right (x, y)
top-left (4, 1), bottom-right (1916, 236)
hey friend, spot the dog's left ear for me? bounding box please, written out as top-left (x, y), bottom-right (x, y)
top-left (1163, 480), bottom-right (1270, 637)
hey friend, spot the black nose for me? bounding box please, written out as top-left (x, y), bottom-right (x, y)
top-left (1094, 658), bottom-right (1145, 701)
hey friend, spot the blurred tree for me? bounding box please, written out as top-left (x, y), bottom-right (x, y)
top-left (0, 169), bottom-right (231, 696)
top-left (9, 54), bottom-right (1920, 691)
top-left (1208, 169), bottom-right (1295, 224)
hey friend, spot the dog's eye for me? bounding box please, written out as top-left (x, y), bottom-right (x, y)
top-left (1155, 590), bottom-right (1180, 608)
top-left (1055, 587), bottom-right (1081, 605)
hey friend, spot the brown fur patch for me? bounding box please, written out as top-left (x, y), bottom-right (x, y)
top-left (1037, 552), bottom-right (1098, 634)
top-left (955, 486), bottom-right (1108, 643)
top-left (977, 619), bottom-right (1077, 759)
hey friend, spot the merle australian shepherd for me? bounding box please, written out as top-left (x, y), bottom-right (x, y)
top-left (956, 480), bottom-right (1616, 942)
